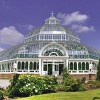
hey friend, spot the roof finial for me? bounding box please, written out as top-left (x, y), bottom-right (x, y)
top-left (51, 11), bottom-right (54, 16)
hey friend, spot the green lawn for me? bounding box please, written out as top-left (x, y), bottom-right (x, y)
top-left (17, 89), bottom-right (100, 100)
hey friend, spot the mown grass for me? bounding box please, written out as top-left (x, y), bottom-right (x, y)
top-left (17, 89), bottom-right (100, 100)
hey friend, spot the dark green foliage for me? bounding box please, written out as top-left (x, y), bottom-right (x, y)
top-left (10, 74), bottom-right (20, 86)
top-left (62, 68), bottom-right (86, 92)
top-left (7, 75), bottom-right (57, 98)
top-left (93, 97), bottom-right (100, 100)
top-left (8, 74), bottom-right (20, 98)
top-left (0, 90), bottom-right (3, 100)
top-left (62, 68), bottom-right (71, 82)
top-left (81, 77), bottom-right (86, 84)
top-left (96, 59), bottom-right (100, 81)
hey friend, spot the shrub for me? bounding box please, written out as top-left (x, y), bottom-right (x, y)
top-left (7, 74), bottom-right (20, 98)
top-left (62, 68), bottom-right (71, 82)
top-left (86, 80), bottom-right (100, 90)
top-left (62, 68), bottom-right (86, 92)
top-left (96, 59), bottom-right (100, 81)
top-left (81, 77), bottom-right (86, 84)
top-left (79, 84), bottom-right (86, 91)
top-left (56, 84), bottom-right (65, 91)
top-left (43, 76), bottom-right (57, 85)
top-left (0, 90), bottom-right (3, 100)
top-left (10, 74), bottom-right (20, 86)
top-left (7, 74), bottom-right (58, 98)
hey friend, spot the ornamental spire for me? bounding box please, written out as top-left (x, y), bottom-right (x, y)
top-left (51, 11), bottom-right (54, 16)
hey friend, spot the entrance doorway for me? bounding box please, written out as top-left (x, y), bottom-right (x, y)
top-left (59, 64), bottom-right (64, 75)
top-left (43, 61), bottom-right (64, 76)
top-left (48, 64), bottom-right (52, 75)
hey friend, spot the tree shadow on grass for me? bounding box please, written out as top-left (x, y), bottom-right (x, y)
top-left (93, 97), bottom-right (100, 100)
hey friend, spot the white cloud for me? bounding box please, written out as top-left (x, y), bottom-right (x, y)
top-left (57, 11), bottom-right (95, 33)
top-left (27, 25), bottom-right (34, 30)
top-left (0, 26), bottom-right (24, 47)
top-left (0, 48), bottom-right (3, 51)
top-left (57, 11), bottom-right (88, 25)
top-left (71, 24), bottom-right (95, 33)
top-left (19, 24), bottom-right (34, 31)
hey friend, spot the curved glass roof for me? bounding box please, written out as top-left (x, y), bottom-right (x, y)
top-left (27, 15), bottom-right (80, 42)
top-left (0, 14), bottom-right (100, 60)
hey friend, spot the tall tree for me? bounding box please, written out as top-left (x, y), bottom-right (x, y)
top-left (96, 59), bottom-right (100, 80)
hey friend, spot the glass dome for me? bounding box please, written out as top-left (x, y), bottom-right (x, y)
top-left (0, 14), bottom-right (100, 61)
top-left (26, 14), bottom-right (80, 43)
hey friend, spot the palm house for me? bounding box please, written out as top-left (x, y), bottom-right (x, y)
top-left (0, 13), bottom-right (100, 79)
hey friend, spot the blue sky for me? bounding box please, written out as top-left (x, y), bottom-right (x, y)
top-left (0, 0), bottom-right (100, 50)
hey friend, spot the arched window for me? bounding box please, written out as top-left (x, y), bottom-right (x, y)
top-left (86, 62), bottom-right (89, 70)
top-left (8, 63), bottom-right (10, 70)
top-left (44, 49), bottom-right (63, 56)
top-left (22, 62), bottom-right (24, 70)
top-left (30, 62), bottom-right (33, 70)
top-left (41, 44), bottom-right (66, 57)
top-left (78, 62), bottom-right (81, 70)
top-left (25, 62), bottom-right (28, 70)
top-left (34, 62), bottom-right (36, 70)
top-left (74, 62), bottom-right (77, 70)
top-left (70, 62), bottom-right (73, 70)
top-left (2, 64), bottom-right (4, 71)
top-left (50, 52), bottom-right (58, 56)
top-left (18, 62), bottom-right (21, 70)
top-left (82, 62), bottom-right (85, 70)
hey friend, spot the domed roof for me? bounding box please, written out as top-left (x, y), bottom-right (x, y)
top-left (0, 12), bottom-right (99, 61)
top-left (27, 13), bottom-right (79, 39)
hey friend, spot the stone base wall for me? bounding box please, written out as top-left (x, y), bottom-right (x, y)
top-left (0, 73), bottom-right (16, 79)
top-left (71, 74), bottom-right (96, 80)
top-left (0, 73), bottom-right (40, 79)
top-left (0, 73), bottom-right (96, 80)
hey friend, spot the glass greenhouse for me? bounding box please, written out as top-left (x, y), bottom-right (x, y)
top-left (0, 13), bottom-right (100, 79)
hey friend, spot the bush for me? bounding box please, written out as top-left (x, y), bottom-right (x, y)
top-left (56, 84), bottom-right (65, 91)
top-left (43, 76), bottom-right (57, 85)
top-left (86, 80), bottom-right (100, 90)
top-left (7, 74), bottom-right (58, 98)
top-left (7, 74), bottom-right (20, 98)
top-left (62, 68), bottom-right (86, 92)
top-left (81, 77), bottom-right (86, 84)
top-left (96, 59), bottom-right (100, 81)
top-left (0, 90), bottom-right (3, 100)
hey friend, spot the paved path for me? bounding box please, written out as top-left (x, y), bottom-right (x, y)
top-left (0, 79), bottom-right (10, 88)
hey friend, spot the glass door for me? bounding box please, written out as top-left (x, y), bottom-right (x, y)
top-left (59, 64), bottom-right (64, 75)
top-left (48, 64), bottom-right (52, 75)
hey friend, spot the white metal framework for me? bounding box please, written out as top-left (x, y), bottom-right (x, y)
top-left (0, 13), bottom-right (100, 77)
